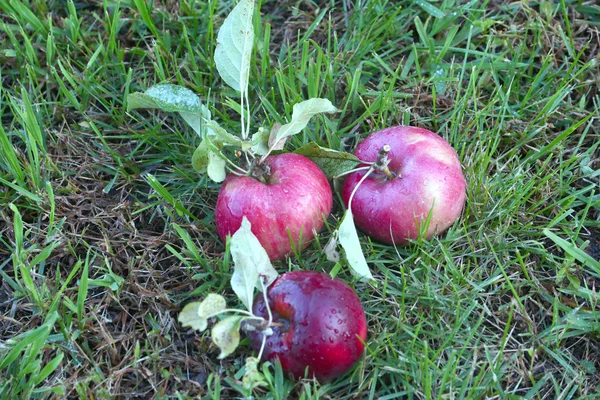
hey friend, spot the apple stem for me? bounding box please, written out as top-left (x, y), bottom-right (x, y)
top-left (224, 154), bottom-right (250, 175)
top-left (345, 145), bottom-right (394, 212)
top-left (256, 277), bottom-right (274, 360)
top-left (243, 148), bottom-right (254, 165)
top-left (248, 159), bottom-right (271, 184)
top-left (221, 309), bottom-right (252, 316)
top-left (348, 166), bottom-right (374, 211)
top-left (333, 165), bottom-right (372, 180)
top-left (258, 334), bottom-right (267, 361)
top-left (241, 316), bottom-right (269, 331)
top-left (226, 167), bottom-right (245, 177)
top-left (375, 144), bottom-right (396, 180)
top-left (259, 147), bottom-right (273, 164)
top-left (260, 278), bottom-right (274, 328)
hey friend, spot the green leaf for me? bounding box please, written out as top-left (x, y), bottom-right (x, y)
top-left (192, 136), bottom-right (230, 182)
top-left (214, 0), bottom-right (255, 94)
top-left (178, 294), bottom-right (227, 332)
top-left (294, 142), bottom-right (361, 179)
top-left (0, 312), bottom-right (57, 369)
top-left (544, 229), bottom-right (600, 275)
top-left (273, 98), bottom-right (338, 146)
top-left (127, 84), bottom-right (205, 114)
top-left (338, 210), bottom-right (374, 282)
top-left (207, 150), bottom-right (227, 183)
top-left (32, 351), bottom-right (64, 386)
top-left (76, 262), bottom-right (88, 322)
top-left (230, 217), bottom-right (278, 310)
top-left (88, 273), bottom-right (125, 291)
top-left (127, 84), bottom-right (211, 136)
top-left (192, 139), bottom-right (210, 173)
top-left (1, 49), bottom-right (17, 57)
top-left (212, 316), bottom-right (244, 359)
top-left (414, 0), bottom-right (445, 18)
top-left (206, 120), bottom-right (242, 146)
top-left (250, 128), bottom-right (269, 155)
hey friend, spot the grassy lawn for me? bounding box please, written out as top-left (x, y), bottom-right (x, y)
top-left (1, 0), bottom-right (600, 398)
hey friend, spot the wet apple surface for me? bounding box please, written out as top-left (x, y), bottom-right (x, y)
top-left (247, 271), bottom-right (367, 381)
top-left (215, 153), bottom-right (333, 260)
top-left (342, 126), bottom-right (466, 245)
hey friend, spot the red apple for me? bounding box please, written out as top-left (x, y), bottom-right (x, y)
top-left (246, 271), bottom-right (367, 381)
top-left (215, 153), bottom-right (333, 261)
top-left (342, 126), bottom-right (466, 245)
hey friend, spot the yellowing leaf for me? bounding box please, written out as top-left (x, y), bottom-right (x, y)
top-left (198, 293), bottom-right (227, 320)
top-left (323, 232), bottom-right (340, 263)
top-left (338, 209), bottom-right (374, 282)
top-left (267, 122), bottom-right (285, 150)
top-left (251, 128), bottom-right (269, 155)
top-left (178, 293), bottom-right (227, 332)
top-left (192, 139), bottom-right (210, 173)
top-left (178, 302), bottom-right (204, 331)
top-left (243, 357), bottom-right (268, 391)
top-left (212, 315), bottom-right (244, 359)
top-left (230, 217), bottom-right (278, 310)
top-left (273, 98), bottom-right (338, 145)
top-left (206, 120), bottom-right (242, 146)
top-left (207, 150), bottom-right (227, 183)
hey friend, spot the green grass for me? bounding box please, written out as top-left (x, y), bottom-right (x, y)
top-left (1, 0), bottom-right (600, 398)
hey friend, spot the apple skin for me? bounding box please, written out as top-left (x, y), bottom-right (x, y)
top-left (247, 271), bottom-right (367, 382)
top-left (342, 126), bottom-right (466, 245)
top-left (215, 153), bottom-right (333, 261)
